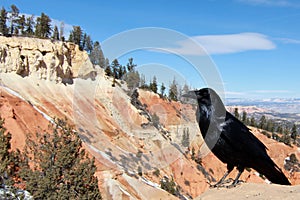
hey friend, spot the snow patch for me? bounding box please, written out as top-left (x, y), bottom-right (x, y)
top-left (140, 177), bottom-right (160, 189)
top-left (1, 85), bottom-right (54, 123)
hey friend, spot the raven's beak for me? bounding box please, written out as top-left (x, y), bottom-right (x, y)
top-left (182, 90), bottom-right (197, 99)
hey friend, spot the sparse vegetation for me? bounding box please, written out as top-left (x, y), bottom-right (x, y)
top-left (160, 176), bottom-right (179, 196)
top-left (153, 168), bottom-right (160, 177)
top-left (232, 108), bottom-right (299, 147)
top-left (181, 127), bottom-right (190, 148)
top-left (151, 113), bottom-right (160, 129)
top-left (0, 116), bottom-right (23, 198)
top-left (284, 153), bottom-right (300, 173)
top-left (20, 118), bottom-right (102, 199)
top-left (138, 166), bottom-right (143, 176)
top-left (0, 117), bottom-right (102, 199)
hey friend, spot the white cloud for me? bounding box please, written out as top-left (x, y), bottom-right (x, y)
top-left (253, 90), bottom-right (292, 94)
top-left (161, 32), bottom-right (276, 55)
top-left (237, 0), bottom-right (300, 7)
top-left (275, 37), bottom-right (300, 44)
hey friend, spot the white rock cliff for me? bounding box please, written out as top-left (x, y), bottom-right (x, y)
top-left (0, 36), bottom-right (96, 83)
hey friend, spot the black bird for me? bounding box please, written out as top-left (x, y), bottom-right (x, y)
top-left (183, 88), bottom-right (291, 187)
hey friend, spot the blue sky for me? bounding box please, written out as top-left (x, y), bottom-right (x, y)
top-left (2, 0), bottom-right (300, 99)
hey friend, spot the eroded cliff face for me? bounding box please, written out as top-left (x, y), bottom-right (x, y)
top-left (0, 36), bottom-right (96, 83)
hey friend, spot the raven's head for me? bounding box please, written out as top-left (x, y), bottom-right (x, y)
top-left (182, 88), bottom-right (217, 105)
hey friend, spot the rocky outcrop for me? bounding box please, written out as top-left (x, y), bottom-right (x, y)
top-left (0, 36), bottom-right (96, 83)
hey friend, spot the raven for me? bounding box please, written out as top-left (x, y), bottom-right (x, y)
top-left (183, 88), bottom-right (291, 187)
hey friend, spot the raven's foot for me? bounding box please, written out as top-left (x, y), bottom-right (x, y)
top-left (209, 178), bottom-right (233, 188)
top-left (226, 180), bottom-right (244, 188)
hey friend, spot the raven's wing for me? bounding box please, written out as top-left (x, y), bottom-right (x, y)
top-left (220, 111), bottom-right (268, 158)
top-left (220, 112), bottom-right (291, 185)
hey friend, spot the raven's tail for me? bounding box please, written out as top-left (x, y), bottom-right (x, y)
top-left (254, 158), bottom-right (291, 185)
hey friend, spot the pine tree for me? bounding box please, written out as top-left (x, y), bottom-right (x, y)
top-left (124, 58), bottom-right (140, 90)
top-left (181, 128), bottom-right (190, 148)
top-left (35, 13), bottom-right (52, 38)
top-left (234, 108), bottom-right (239, 119)
top-left (9, 4), bottom-right (19, 35)
top-left (69, 26), bottom-right (83, 49)
top-left (52, 25), bottom-right (59, 40)
top-left (59, 21), bottom-right (65, 41)
top-left (20, 118), bottom-right (102, 199)
top-left (140, 74), bottom-right (147, 89)
top-left (266, 119), bottom-right (275, 132)
top-left (169, 78), bottom-right (178, 101)
top-left (0, 116), bottom-right (22, 192)
top-left (281, 127), bottom-right (291, 146)
top-left (0, 7), bottom-right (8, 36)
top-left (160, 83), bottom-right (166, 97)
top-left (181, 83), bottom-right (190, 102)
top-left (250, 117), bottom-right (256, 127)
top-left (84, 35), bottom-right (93, 53)
top-left (291, 124), bottom-right (298, 142)
top-left (241, 111), bottom-right (247, 124)
top-left (150, 76), bottom-right (158, 93)
top-left (89, 41), bottom-right (105, 67)
top-left (259, 115), bottom-right (267, 130)
top-left (126, 58), bottom-right (136, 72)
top-left (82, 33), bottom-right (87, 51)
top-left (111, 59), bottom-right (121, 79)
top-left (16, 14), bottom-right (26, 35)
top-left (25, 15), bottom-right (35, 36)
top-left (277, 124), bottom-right (283, 134)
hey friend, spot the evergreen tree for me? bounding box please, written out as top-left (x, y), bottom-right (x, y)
top-left (119, 65), bottom-right (126, 79)
top-left (151, 113), bottom-right (160, 129)
top-left (52, 25), bottom-right (59, 40)
top-left (259, 115), bottom-right (267, 129)
top-left (281, 127), bottom-right (291, 146)
top-left (160, 83), bottom-right (166, 97)
top-left (89, 41), bottom-right (105, 67)
top-left (0, 7), bottom-right (8, 36)
top-left (9, 4), bottom-right (19, 35)
top-left (126, 58), bottom-right (136, 72)
top-left (25, 15), bottom-right (35, 36)
top-left (82, 33), bottom-right (87, 51)
top-left (234, 108), bottom-right (239, 119)
top-left (266, 119), bottom-right (275, 132)
top-left (140, 74), bottom-right (147, 89)
top-left (241, 111), bottom-right (247, 124)
top-left (20, 119), bottom-right (102, 200)
top-left (35, 13), bottom-right (52, 38)
top-left (16, 14), bottom-right (26, 35)
top-left (84, 35), bottom-right (93, 53)
top-left (125, 70), bottom-right (140, 90)
top-left (181, 128), bottom-right (190, 148)
top-left (181, 83), bottom-right (190, 102)
top-left (291, 124), bottom-right (298, 142)
top-left (105, 65), bottom-right (112, 77)
top-left (250, 116), bottom-right (256, 127)
top-left (59, 21), bottom-right (65, 41)
top-left (150, 76), bottom-right (158, 93)
top-left (0, 116), bottom-right (22, 192)
top-left (69, 26), bottom-right (83, 49)
top-left (277, 124), bottom-right (283, 134)
top-left (111, 59), bottom-right (121, 79)
top-left (169, 78), bottom-right (178, 101)
top-left (160, 177), bottom-right (178, 196)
